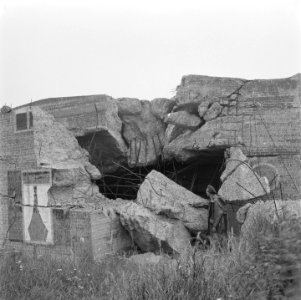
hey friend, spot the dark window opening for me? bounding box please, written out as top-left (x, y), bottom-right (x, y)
top-left (16, 113), bottom-right (28, 131)
top-left (16, 111), bottom-right (33, 131)
top-left (96, 150), bottom-right (225, 200)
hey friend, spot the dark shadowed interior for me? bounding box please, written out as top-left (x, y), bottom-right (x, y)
top-left (94, 150), bottom-right (225, 200)
top-left (77, 131), bottom-right (126, 173)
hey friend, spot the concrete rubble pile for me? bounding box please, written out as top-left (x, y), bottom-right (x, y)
top-left (1, 73), bottom-right (300, 261)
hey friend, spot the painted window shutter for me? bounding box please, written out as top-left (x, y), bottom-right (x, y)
top-left (7, 170), bottom-right (23, 241)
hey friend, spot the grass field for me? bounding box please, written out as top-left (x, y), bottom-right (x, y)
top-left (1, 214), bottom-right (300, 300)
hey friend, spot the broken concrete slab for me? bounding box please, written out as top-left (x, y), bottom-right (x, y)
top-left (236, 203), bottom-right (253, 224)
top-left (220, 147), bottom-right (248, 182)
top-left (165, 111), bottom-right (202, 129)
top-left (137, 170), bottom-right (208, 233)
top-left (165, 124), bottom-right (190, 143)
top-left (119, 101), bottom-right (166, 167)
top-left (202, 102), bottom-right (224, 121)
top-left (163, 117), bottom-right (244, 161)
top-left (118, 202), bottom-right (191, 254)
top-left (32, 107), bottom-right (99, 173)
top-left (197, 96), bottom-right (219, 118)
top-left (117, 98), bottom-right (142, 115)
top-left (175, 75), bottom-right (245, 106)
top-left (218, 148), bottom-right (270, 201)
top-left (150, 98), bottom-right (175, 120)
top-left (48, 168), bottom-right (103, 206)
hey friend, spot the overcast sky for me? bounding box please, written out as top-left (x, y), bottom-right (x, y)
top-left (0, 0), bottom-right (300, 108)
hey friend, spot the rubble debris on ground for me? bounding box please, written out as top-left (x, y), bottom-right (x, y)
top-left (137, 170), bottom-right (208, 233)
top-left (118, 202), bottom-right (191, 254)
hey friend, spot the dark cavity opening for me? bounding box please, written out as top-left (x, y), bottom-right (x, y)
top-left (95, 150), bottom-right (225, 200)
top-left (76, 131), bottom-right (125, 173)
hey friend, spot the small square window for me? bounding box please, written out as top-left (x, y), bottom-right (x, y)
top-left (16, 113), bottom-right (28, 130)
top-left (15, 111), bottom-right (33, 131)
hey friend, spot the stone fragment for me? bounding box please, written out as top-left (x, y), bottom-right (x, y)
top-left (163, 117), bottom-right (243, 161)
top-left (165, 111), bottom-right (202, 128)
top-left (220, 147), bottom-right (248, 182)
top-left (84, 163), bottom-right (102, 180)
top-left (230, 94), bottom-right (238, 100)
top-left (119, 202), bottom-right (191, 254)
top-left (218, 148), bottom-right (270, 201)
top-left (117, 98), bottom-right (142, 115)
top-left (137, 170), bottom-right (208, 232)
top-left (197, 95), bottom-right (219, 118)
top-left (165, 124), bottom-right (188, 143)
top-left (119, 101), bottom-right (166, 167)
top-left (197, 106), bottom-right (207, 118)
top-left (176, 75), bottom-right (245, 106)
top-left (48, 168), bottom-right (102, 206)
top-left (203, 102), bottom-right (223, 121)
top-left (150, 98), bottom-right (175, 120)
top-left (236, 203), bottom-right (252, 224)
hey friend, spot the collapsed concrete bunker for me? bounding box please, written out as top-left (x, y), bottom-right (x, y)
top-left (0, 74), bottom-right (300, 260)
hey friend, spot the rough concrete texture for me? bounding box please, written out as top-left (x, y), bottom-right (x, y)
top-left (48, 168), bottom-right (104, 206)
top-left (220, 147), bottom-right (248, 182)
top-left (137, 170), bottom-right (208, 232)
top-left (1, 73), bottom-right (301, 260)
top-left (202, 102), bottom-right (224, 121)
top-left (218, 147), bottom-right (270, 201)
top-left (164, 74), bottom-right (301, 161)
top-left (15, 74), bottom-right (300, 201)
top-left (150, 98), bottom-right (175, 120)
top-left (165, 124), bottom-right (190, 143)
top-left (33, 95), bottom-right (127, 173)
top-left (32, 107), bottom-right (104, 206)
top-left (118, 100), bottom-right (166, 167)
top-left (90, 209), bottom-right (132, 261)
top-left (240, 200), bottom-right (301, 239)
top-left (165, 111), bottom-right (202, 128)
top-left (236, 203), bottom-right (253, 224)
top-left (118, 202), bottom-right (191, 254)
top-left (32, 107), bottom-right (100, 178)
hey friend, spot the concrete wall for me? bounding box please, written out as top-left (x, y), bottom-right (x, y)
top-left (0, 107), bottom-right (131, 259)
top-left (91, 210), bottom-right (132, 261)
top-left (170, 74), bottom-right (301, 199)
top-left (0, 109), bottom-right (37, 246)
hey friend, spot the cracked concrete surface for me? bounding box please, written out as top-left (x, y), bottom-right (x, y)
top-left (1, 73), bottom-right (300, 259)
